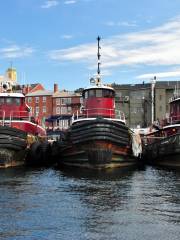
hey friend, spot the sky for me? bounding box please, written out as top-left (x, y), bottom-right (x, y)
top-left (1, 0), bottom-right (180, 90)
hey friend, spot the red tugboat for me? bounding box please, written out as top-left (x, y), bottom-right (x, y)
top-left (56, 37), bottom-right (141, 169)
top-left (142, 90), bottom-right (180, 168)
top-left (0, 82), bottom-right (47, 168)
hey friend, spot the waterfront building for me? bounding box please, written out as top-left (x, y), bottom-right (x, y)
top-left (113, 81), bottom-right (180, 128)
top-left (25, 89), bottom-right (53, 127)
top-left (25, 84), bottom-right (82, 130)
top-left (52, 84), bottom-right (82, 130)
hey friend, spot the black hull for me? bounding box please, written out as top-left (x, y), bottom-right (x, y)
top-left (55, 118), bottom-right (139, 169)
top-left (26, 141), bottom-right (52, 166)
top-left (0, 126), bottom-right (27, 168)
top-left (70, 118), bottom-right (130, 145)
top-left (58, 149), bottom-right (139, 170)
top-left (143, 133), bottom-right (180, 169)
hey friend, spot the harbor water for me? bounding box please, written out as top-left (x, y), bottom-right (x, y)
top-left (0, 166), bottom-right (179, 240)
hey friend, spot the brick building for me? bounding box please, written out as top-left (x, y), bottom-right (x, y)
top-left (25, 84), bottom-right (82, 130)
top-left (25, 89), bottom-right (53, 127)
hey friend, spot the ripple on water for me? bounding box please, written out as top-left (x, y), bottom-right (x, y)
top-left (0, 166), bottom-right (179, 240)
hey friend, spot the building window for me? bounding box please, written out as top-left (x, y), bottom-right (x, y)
top-left (35, 107), bottom-right (39, 116)
top-left (56, 98), bottom-right (60, 105)
top-left (61, 98), bottom-right (71, 105)
top-left (43, 106), bottom-right (46, 113)
top-left (67, 106), bottom-right (72, 113)
top-left (35, 97), bottom-right (39, 103)
top-left (159, 95), bottom-right (162, 101)
top-left (159, 106), bottom-right (162, 112)
top-left (43, 96), bottom-right (46, 102)
top-left (56, 107), bottom-right (60, 114)
top-left (28, 97), bottom-right (32, 103)
top-left (61, 107), bottom-right (67, 114)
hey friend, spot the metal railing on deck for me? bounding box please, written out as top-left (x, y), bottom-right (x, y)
top-left (0, 110), bottom-right (31, 126)
top-left (72, 108), bottom-right (125, 123)
top-left (167, 115), bottom-right (180, 124)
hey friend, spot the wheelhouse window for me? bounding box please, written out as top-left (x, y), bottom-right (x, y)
top-left (6, 98), bottom-right (13, 105)
top-left (2, 97), bottom-right (21, 106)
top-left (0, 98), bottom-right (5, 105)
top-left (14, 98), bottom-right (21, 106)
top-left (103, 89), bottom-right (115, 98)
top-left (96, 89), bottom-right (102, 97)
top-left (83, 89), bottom-right (115, 98)
top-left (88, 89), bottom-right (96, 97)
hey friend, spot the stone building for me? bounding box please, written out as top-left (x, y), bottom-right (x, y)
top-left (113, 81), bottom-right (180, 128)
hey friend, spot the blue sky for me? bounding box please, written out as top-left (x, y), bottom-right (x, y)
top-left (1, 0), bottom-right (180, 90)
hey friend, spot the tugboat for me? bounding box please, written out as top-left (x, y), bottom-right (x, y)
top-left (142, 90), bottom-right (180, 168)
top-left (0, 81), bottom-right (47, 168)
top-left (55, 37), bottom-right (141, 169)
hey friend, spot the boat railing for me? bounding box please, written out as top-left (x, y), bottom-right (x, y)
top-left (72, 108), bottom-right (125, 123)
top-left (0, 110), bottom-right (5, 126)
top-left (167, 114), bottom-right (180, 124)
top-left (10, 111), bottom-right (31, 122)
top-left (0, 110), bottom-right (31, 126)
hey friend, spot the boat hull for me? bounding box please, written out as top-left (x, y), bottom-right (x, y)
top-left (143, 133), bottom-right (180, 168)
top-left (0, 148), bottom-right (27, 168)
top-left (56, 118), bottom-right (139, 169)
top-left (0, 126), bottom-right (28, 168)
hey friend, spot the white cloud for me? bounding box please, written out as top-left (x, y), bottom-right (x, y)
top-left (64, 0), bottom-right (76, 4)
top-left (137, 70), bottom-right (180, 79)
top-left (61, 35), bottom-right (73, 39)
top-left (48, 16), bottom-right (180, 79)
top-left (105, 20), bottom-right (137, 27)
top-left (0, 45), bottom-right (34, 58)
top-left (41, 0), bottom-right (59, 9)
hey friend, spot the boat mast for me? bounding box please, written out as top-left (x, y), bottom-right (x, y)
top-left (96, 36), bottom-right (101, 85)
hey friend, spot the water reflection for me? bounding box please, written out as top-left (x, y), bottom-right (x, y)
top-left (0, 166), bottom-right (179, 240)
top-left (58, 166), bottom-right (180, 240)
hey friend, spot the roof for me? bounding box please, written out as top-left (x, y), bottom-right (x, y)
top-left (84, 85), bottom-right (115, 91)
top-left (25, 89), bottom-right (81, 98)
top-left (52, 91), bottom-right (81, 98)
top-left (112, 80), bottom-right (180, 90)
top-left (26, 90), bottom-right (53, 97)
top-left (0, 92), bottom-right (24, 97)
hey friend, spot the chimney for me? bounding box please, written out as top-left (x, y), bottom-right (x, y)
top-left (54, 83), bottom-right (58, 93)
